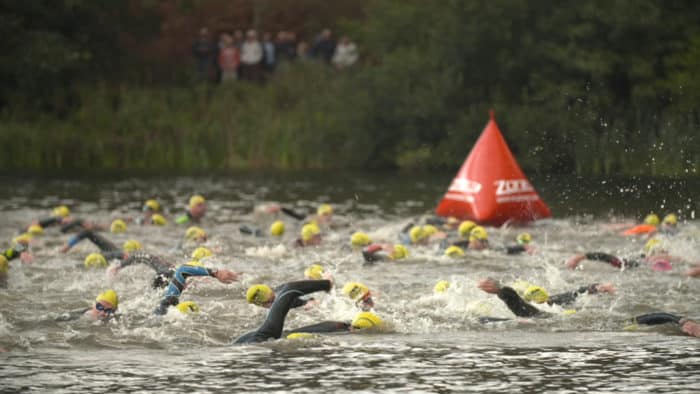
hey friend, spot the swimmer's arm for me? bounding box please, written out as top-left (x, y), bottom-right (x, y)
top-left (60, 219), bottom-right (85, 233)
top-left (362, 244), bottom-right (386, 263)
top-left (281, 207), bottom-right (306, 221)
top-left (505, 245), bottom-right (527, 255)
top-left (686, 264), bottom-right (700, 277)
top-left (451, 240), bottom-right (469, 248)
top-left (497, 287), bottom-right (548, 318)
top-left (633, 312), bottom-right (682, 325)
top-left (38, 216), bottom-right (63, 228)
top-left (60, 230), bottom-right (91, 252)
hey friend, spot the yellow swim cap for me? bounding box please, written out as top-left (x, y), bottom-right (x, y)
top-left (445, 216), bottom-right (460, 229)
top-left (184, 260), bottom-right (204, 267)
top-left (189, 195), bottom-right (206, 209)
top-left (342, 282), bottom-right (370, 301)
top-left (409, 226), bottom-right (425, 244)
top-left (246, 284), bottom-right (274, 306)
top-left (301, 223), bottom-right (320, 242)
top-left (53, 205), bottom-right (70, 218)
top-left (644, 213), bottom-right (660, 226)
top-left (123, 240), bottom-right (142, 252)
top-left (191, 247), bottom-right (213, 261)
top-left (143, 199), bottom-right (161, 212)
top-left (304, 264), bottom-right (324, 280)
top-left (270, 220), bottom-right (285, 237)
top-left (644, 238), bottom-right (665, 255)
top-left (176, 301), bottom-right (200, 313)
top-left (523, 285), bottom-right (549, 304)
top-left (27, 224), bottom-right (44, 236)
top-left (110, 219), bottom-right (127, 233)
top-left (12, 233), bottom-right (32, 246)
top-left (96, 289), bottom-right (119, 308)
top-left (469, 226), bottom-right (488, 242)
top-left (185, 226), bottom-right (207, 241)
top-left (662, 213), bottom-right (678, 226)
top-left (0, 255), bottom-right (8, 274)
top-left (458, 220), bottom-right (477, 238)
top-left (350, 231), bottom-right (372, 247)
top-left (434, 280), bottom-right (450, 293)
top-left (151, 214), bottom-right (167, 226)
top-left (422, 225), bottom-right (438, 237)
top-left (390, 244), bottom-right (409, 260)
top-left (444, 245), bottom-right (465, 257)
top-left (287, 332), bottom-right (316, 340)
top-left (517, 232), bottom-right (532, 245)
top-left (317, 203), bottom-right (333, 216)
top-left (84, 253), bottom-right (107, 269)
top-left (351, 312), bottom-right (383, 329)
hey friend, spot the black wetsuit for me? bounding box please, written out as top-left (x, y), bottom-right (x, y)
top-left (583, 252), bottom-right (640, 269)
top-left (633, 312), bottom-right (682, 326)
top-left (3, 244), bottom-right (27, 262)
top-left (235, 280), bottom-right (332, 344)
top-left (547, 284), bottom-right (600, 306)
top-left (118, 251), bottom-right (174, 288)
top-left (65, 230), bottom-right (124, 260)
top-left (24, 216), bottom-right (89, 234)
top-left (284, 321), bottom-right (351, 336)
top-left (362, 244), bottom-right (389, 263)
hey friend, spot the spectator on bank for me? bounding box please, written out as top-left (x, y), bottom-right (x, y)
top-left (240, 30), bottom-right (263, 82)
top-left (218, 33), bottom-right (240, 82)
top-left (332, 35), bottom-right (358, 70)
top-left (192, 27), bottom-right (214, 82)
top-left (311, 28), bottom-right (336, 64)
top-left (234, 30), bottom-right (245, 48)
top-left (262, 32), bottom-right (276, 73)
top-left (276, 31), bottom-right (297, 64)
top-left (297, 40), bottom-right (311, 61)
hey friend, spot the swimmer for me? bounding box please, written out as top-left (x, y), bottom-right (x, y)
top-left (246, 275), bottom-right (330, 310)
top-left (22, 205), bottom-right (102, 234)
top-left (477, 278), bottom-right (615, 319)
top-left (154, 261), bottom-right (240, 315)
top-left (3, 239), bottom-right (34, 265)
top-left (361, 243), bottom-right (409, 263)
top-left (295, 223), bottom-right (321, 247)
top-left (175, 195), bottom-right (207, 224)
top-left (109, 250), bottom-right (176, 288)
top-left (658, 213), bottom-right (678, 235)
top-left (628, 312), bottom-right (700, 338)
top-left (234, 279), bottom-right (333, 344)
top-left (400, 224), bottom-right (446, 246)
top-left (424, 216), bottom-right (461, 231)
top-left (60, 229), bottom-right (129, 260)
top-left (342, 282), bottom-right (375, 311)
top-left (239, 220), bottom-right (285, 238)
top-left (134, 199), bottom-right (164, 225)
top-left (566, 239), bottom-right (686, 272)
top-left (283, 311), bottom-right (383, 337)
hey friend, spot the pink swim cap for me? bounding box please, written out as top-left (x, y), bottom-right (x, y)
top-left (651, 259), bottom-right (672, 272)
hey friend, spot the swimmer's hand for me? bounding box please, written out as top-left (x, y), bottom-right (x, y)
top-left (303, 299), bottom-right (319, 310)
top-left (680, 319), bottom-right (700, 337)
top-left (59, 244), bottom-right (70, 253)
top-left (525, 245), bottom-right (537, 255)
top-left (477, 278), bottom-right (501, 294)
top-left (322, 271), bottom-right (334, 288)
top-left (566, 255), bottom-right (585, 270)
top-left (214, 269), bottom-right (240, 284)
top-left (685, 265), bottom-right (700, 277)
top-left (20, 251), bottom-right (34, 264)
top-left (595, 283), bottom-right (616, 294)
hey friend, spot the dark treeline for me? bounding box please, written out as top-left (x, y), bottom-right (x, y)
top-left (1, 0), bottom-right (699, 175)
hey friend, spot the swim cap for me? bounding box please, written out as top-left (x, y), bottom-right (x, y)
top-left (246, 284), bottom-right (274, 306)
top-left (185, 226), bottom-right (207, 241)
top-left (511, 280), bottom-right (533, 296)
top-left (95, 289), bottom-right (119, 309)
top-left (351, 312), bottom-right (383, 329)
top-left (191, 247), bottom-right (213, 261)
top-left (27, 224), bottom-right (44, 236)
top-left (0, 255), bottom-right (8, 274)
top-left (342, 282), bottom-right (370, 301)
top-left (301, 223), bottom-right (320, 242)
top-left (151, 214), bottom-right (167, 226)
top-left (12, 233), bottom-right (32, 246)
top-left (53, 205), bottom-right (70, 218)
top-left (469, 226), bottom-right (488, 242)
top-left (444, 245), bottom-right (465, 257)
top-left (445, 216), bottom-right (460, 229)
top-left (350, 232), bottom-right (372, 247)
top-left (523, 285), bottom-right (549, 304)
top-left (176, 301), bottom-right (200, 313)
top-left (458, 221), bottom-right (477, 238)
top-left (270, 220), bottom-right (285, 237)
top-left (317, 203), bottom-right (333, 216)
top-left (84, 253), bottom-right (107, 269)
top-left (304, 264), bottom-right (324, 280)
top-left (644, 213), bottom-right (660, 226)
top-left (110, 219), bottom-right (127, 233)
top-left (516, 232), bottom-right (532, 245)
top-left (287, 332), bottom-right (316, 340)
top-left (409, 226), bottom-right (425, 244)
top-left (651, 259), bottom-right (672, 272)
top-left (143, 199), bottom-right (161, 212)
top-left (644, 238), bottom-right (664, 255)
top-left (122, 240), bottom-right (142, 252)
top-left (189, 195), bottom-right (206, 209)
top-left (434, 280), bottom-right (450, 293)
top-left (662, 213), bottom-right (678, 226)
top-left (422, 225), bottom-right (438, 237)
top-left (390, 244), bottom-right (409, 260)
top-left (184, 260), bottom-right (204, 267)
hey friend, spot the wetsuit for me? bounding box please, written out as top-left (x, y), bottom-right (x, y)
top-left (21, 216), bottom-right (87, 234)
top-left (582, 252), bottom-right (640, 269)
top-left (118, 251), bottom-right (174, 288)
top-left (284, 321), bottom-right (351, 336)
top-left (154, 264), bottom-right (218, 315)
top-left (633, 312), bottom-right (682, 326)
top-left (239, 225), bottom-right (264, 237)
top-left (547, 284), bottom-right (601, 306)
top-left (234, 280), bottom-right (332, 344)
top-left (362, 244), bottom-right (389, 263)
top-left (65, 230), bottom-right (124, 260)
top-left (3, 244), bottom-right (27, 263)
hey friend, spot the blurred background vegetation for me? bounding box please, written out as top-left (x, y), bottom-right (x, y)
top-left (1, 0), bottom-right (699, 176)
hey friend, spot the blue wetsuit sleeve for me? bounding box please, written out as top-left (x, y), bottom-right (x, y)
top-left (60, 219), bottom-right (85, 233)
top-left (65, 230), bottom-right (91, 250)
top-left (155, 264), bottom-right (215, 314)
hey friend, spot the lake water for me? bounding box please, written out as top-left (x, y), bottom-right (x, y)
top-left (0, 173), bottom-right (698, 393)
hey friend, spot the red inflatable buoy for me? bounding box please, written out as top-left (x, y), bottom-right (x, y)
top-left (435, 111), bottom-right (551, 225)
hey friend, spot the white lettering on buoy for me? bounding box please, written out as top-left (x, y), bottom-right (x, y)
top-left (448, 178), bottom-right (482, 194)
top-left (494, 179), bottom-right (534, 196)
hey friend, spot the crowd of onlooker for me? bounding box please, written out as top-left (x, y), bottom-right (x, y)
top-left (192, 27), bottom-right (359, 84)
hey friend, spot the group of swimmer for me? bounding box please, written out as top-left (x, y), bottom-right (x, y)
top-left (2, 198), bottom-right (699, 344)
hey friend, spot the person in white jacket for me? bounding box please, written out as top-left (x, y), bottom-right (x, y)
top-left (240, 30), bottom-right (263, 81)
top-left (332, 36), bottom-right (358, 70)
